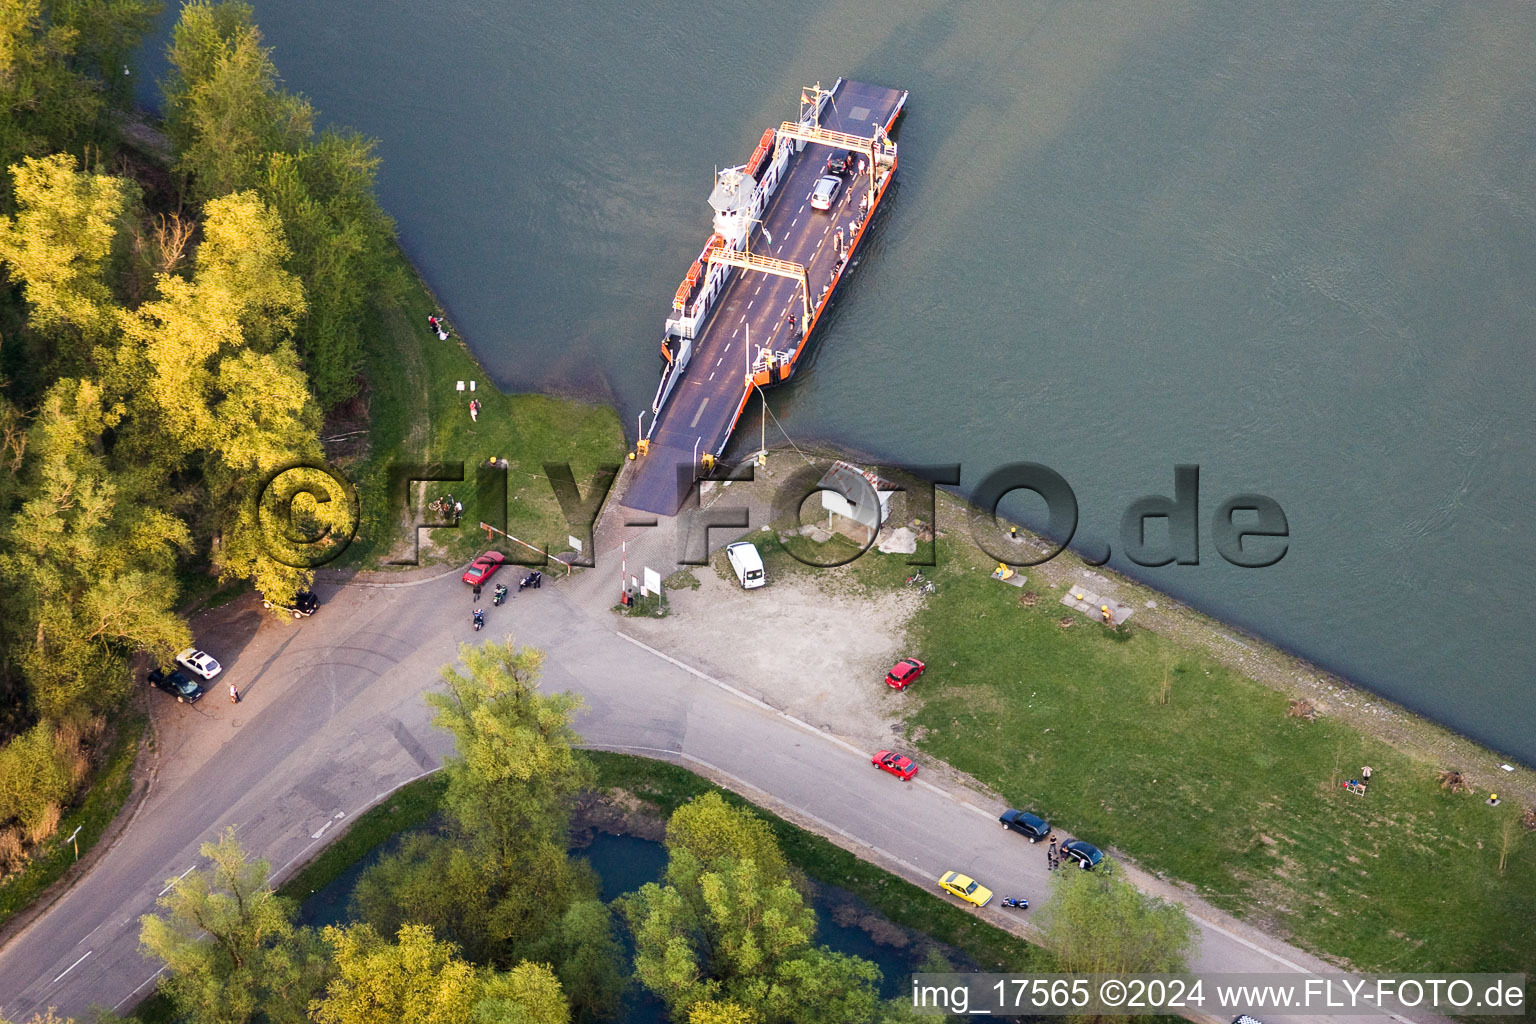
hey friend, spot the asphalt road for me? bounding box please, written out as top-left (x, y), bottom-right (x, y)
top-left (0, 524), bottom-right (1454, 1024)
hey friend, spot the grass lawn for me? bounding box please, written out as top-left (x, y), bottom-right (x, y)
top-left (330, 248), bottom-right (627, 570)
top-left (888, 535), bottom-right (1536, 976)
top-left (0, 716), bottom-right (144, 932)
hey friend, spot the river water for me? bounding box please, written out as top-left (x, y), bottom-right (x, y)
top-left (138, 1), bottom-right (1536, 763)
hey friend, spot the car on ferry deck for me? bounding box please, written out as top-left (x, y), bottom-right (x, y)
top-left (810, 175), bottom-right (842, 211)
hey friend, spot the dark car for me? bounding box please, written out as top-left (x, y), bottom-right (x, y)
top-left (825, 149), bottom-right (855, 175)
top-left (148, 667), bottom-right (203, 703)
top-left (999, 808), bottom-right (1051, 842)
top-left (1061, 839), bottom-right (1105, 870)
top-left (263, 590), bottom-right (319, 618)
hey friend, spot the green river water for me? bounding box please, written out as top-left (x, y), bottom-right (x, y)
top-left (139, 0), bottom-right (1536, 763)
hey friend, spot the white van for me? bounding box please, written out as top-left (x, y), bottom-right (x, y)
top-left (725, 541), bottom-right (766, 589)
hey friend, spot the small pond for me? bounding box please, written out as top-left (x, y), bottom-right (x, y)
top-left (302, 831), bottom-right (934, 1022)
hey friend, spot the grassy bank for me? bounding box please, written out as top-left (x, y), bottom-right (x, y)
top-left (331, 248), bottom-right (627, 570)
top-left (0, 716), bottom-right (144, 932)
top-left (873, 530), bottom-right (1536, 977)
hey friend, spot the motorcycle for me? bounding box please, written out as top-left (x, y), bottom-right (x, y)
top-left (492, 584), bottom-right (508, 606)
top-left (519, 570), bottom-right (543, 591)
top-left (472, 609), bottom-right (485, 632)
top-left (1000, 896), bottom-right (1029, 910)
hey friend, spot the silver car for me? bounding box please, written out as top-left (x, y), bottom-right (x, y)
top-left (810, 175), bottom-right (842, 211)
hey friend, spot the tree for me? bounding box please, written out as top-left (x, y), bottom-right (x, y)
top-left (353, 641), bottom-right (601, 967)
top-left (1036, 864), bottom-right (1196, 980)
top-left (0, 153), bottom-right (135, 374)
top-left (310, 924), bottom-right (481, 1024)
top-left (160, 0), bottom-right (394, 406)
top-left (256, 130), bottom-right (394, 404)
top-left (114, 188), bottom-right (335, 606)
top-left (161, 0), bottom-right (311, 201)
top-left (545, 899), bottom-right (625, 1023)
top-left (474, 961), bottom-right (570, 1024)
top-left (427, 640), bottom-right (593, 864)
top-left (618, 795), bottom-right (883, 1024)
top-left (689, 1002), bottom-right (759, 1024)
top-left (0, 0), bottom-right (104, 180)
top-left (139, 829), bottom-right (328, 1024)
top-left (0, 378), bottom-right (190, 716)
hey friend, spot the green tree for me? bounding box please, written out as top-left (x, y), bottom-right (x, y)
top-left (48, 0), bottom-right (162, 106)
top-left (0, 721), bottom-right (72, 833)
top-left (114, 188), bottom-right (333, 606)
top-left (161, 0), bottom-right (311, 200)
top-left (0, 153), bottom-right (135, 374)
top-left (545, 899), bottom-right (625, 1023)
top-left (427, 640), bottom-right (594, 865)
top-left (688, 1003), bottom-right (759, 1024)
top-left (256, 130), bottom-right (393, 404)
top-left (618, 795), bottom-right (882, 1024)
top-left (1037, 863), bottom-right (1196, 979)
top-left (139, 829), bottom-right (328, 1024)
top-left (353, 641), bottom-right (603, 968)
top-left (0, 0), bottom-right (103, 179)
top-left (664, 791), bottom-right (789, 886)
top-left (474, 961), bottom-right (570, 1024)
top-left (311, 923), bottom-right (479, 1024)
top-left (0, 377), bottom-right (190, 716)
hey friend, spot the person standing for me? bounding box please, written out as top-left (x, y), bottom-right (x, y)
top-left (1047, 836), bottom-right (1058, 870)
top-left (1361, 765), bottom-right (1373, 786)
top-left (229, 682), bottom-right (239, 704)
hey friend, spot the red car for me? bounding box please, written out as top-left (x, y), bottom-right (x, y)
top-left (871, 750), bottom-right (918, 780)
top-left (884, 657), bottom-right (926, 690)
top-left (462, 551), bottom-right (506, 585)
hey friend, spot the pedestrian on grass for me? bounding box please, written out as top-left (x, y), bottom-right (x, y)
top-left (1361, 765), bottom-right (1373, 786)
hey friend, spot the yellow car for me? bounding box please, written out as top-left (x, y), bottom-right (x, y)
top-left (937, 870), bottom-right (993, 908)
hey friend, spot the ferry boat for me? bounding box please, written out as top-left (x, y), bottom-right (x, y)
top-left (620, 78), bottom-right (909, 516)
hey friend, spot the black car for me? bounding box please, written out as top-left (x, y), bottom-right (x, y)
top-left (825, 149), bottom-right (855, 175)
top-left (148, 667), bottom-right (203, 703)
top-left (1061, 839), bottom-right (1105, 870)
top-left (263, 590), bottom-right (319, 618)
top-left (999, 808), bottom-right (1051, 842)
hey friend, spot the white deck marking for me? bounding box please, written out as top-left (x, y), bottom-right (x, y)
top-left (689, 398), bottom-right (710, 428)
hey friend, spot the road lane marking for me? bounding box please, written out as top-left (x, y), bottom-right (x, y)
top-left (114, 967), bottom-right (166, 1011)
top-left (158, 864), bottom-right (196, 896)
top-left (688, 399), bottom-right (710, 429)
top-left (53, 951), bottom-right (91, 983)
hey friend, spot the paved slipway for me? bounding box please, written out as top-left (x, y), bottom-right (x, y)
top-left (0, 502), bottom-right (1452, 1024)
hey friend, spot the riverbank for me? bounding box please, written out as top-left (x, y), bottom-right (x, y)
top-left (323, 245), bottom-right (628, 572)
top-left (601, 446), bottom-right (1534, 979)
top-left (333, 234), bottom-right (1532, 978)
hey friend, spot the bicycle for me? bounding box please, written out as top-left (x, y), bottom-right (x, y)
top-left (904, 572), bottom-right (926, 586)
